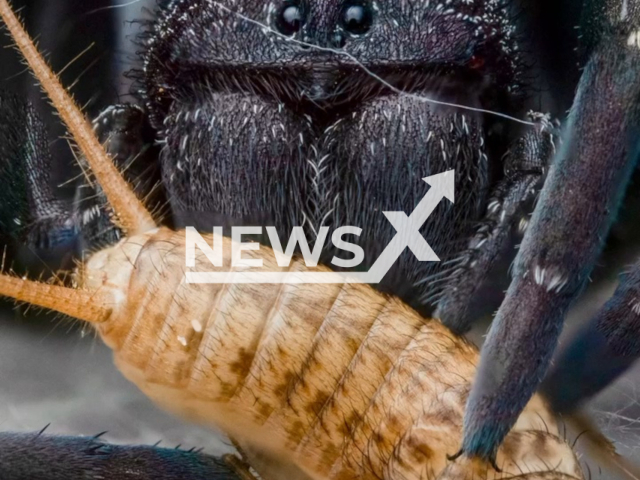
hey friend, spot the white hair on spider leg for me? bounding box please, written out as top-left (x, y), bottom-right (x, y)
top-left (627, 30), bottom-right (640, 49)
top-left (621, 0), bottom-right (629, 21)
top-left (533, 265), bottom-right (569, 293)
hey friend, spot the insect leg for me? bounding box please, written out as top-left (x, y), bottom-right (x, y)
top-left (436, 115), bottom-right (556, 334)
top-left (542, 257), bottom-right (640, 413)
top-left (459, 22), bottom-right (640, 462)
top-left (0, 432), bottom-right (248, 480)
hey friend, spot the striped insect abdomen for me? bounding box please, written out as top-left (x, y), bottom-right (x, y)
top-left (82, 227), bottom-right (582, 480)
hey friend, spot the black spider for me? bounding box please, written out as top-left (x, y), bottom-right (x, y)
top-left (0, 0), bottom-right (639, 477)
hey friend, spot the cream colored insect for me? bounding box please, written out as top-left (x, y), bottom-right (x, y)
top-left (0, 1), bottom-right (586, 479)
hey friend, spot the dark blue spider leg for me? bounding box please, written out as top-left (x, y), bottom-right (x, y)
top-left (542, 258), bottom-right (640, 413)
top-left (436, 115), bottom-right (556, 334)
top-left (459, 26), bottom-right (640, 462)
top-left (0, 432), bottom-right (248, 480)
top-left (0, 96), bottom-right (164, 264)
top-left (0, 92), bottom-right (76, 253)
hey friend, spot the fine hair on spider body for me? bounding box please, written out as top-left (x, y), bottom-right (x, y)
top-left (0, 1), bottom-right (635, 480)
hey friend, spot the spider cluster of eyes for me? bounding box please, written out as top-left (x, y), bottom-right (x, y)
top-left (273, 0), bottom-right (375, 36)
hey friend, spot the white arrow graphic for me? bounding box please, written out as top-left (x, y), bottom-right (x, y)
top-left (353, 169), bottom-right (455, 284)
top-left (186, 170), bottom-right (455, 284)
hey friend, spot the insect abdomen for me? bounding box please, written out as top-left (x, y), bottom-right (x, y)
top-left (83, 227), bottom-right (579, 480)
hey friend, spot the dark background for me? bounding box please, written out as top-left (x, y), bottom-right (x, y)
top-left (0, 1), bottom-right (639, 478)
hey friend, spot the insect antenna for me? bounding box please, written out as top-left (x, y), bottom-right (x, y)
top-left (0, 0), bottom-right (156, 236)
top-left (0, 272), bottom-right (112, 324)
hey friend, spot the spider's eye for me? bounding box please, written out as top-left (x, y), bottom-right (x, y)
top-left (275, 1), bottom-right (306, 36)
top-left (340, 2), bottom-right (374, 35)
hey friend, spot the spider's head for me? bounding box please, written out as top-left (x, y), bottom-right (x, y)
top-left (137, 0), bottom-right (528, 312)
top-left (142, 0), bottom-right (524, 122)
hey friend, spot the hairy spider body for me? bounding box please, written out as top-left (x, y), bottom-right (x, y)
top-left (138, 0), bottom-right (525, 314)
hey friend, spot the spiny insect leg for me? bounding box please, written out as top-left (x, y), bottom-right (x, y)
top-left (0, 0), bottom-right (156, 235)
top-left (542, 257), bottom-right (640, 413)
top-left (460, 26), bottom-right (640, 462)
top-left (0, 432), bottom-right (247, 480)
top-left (436, 115), bottom-right (555, 334)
